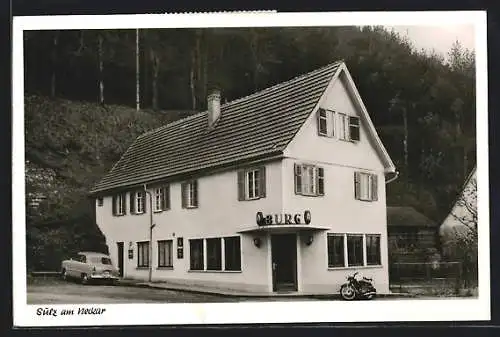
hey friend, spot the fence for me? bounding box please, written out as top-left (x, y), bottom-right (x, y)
top-left (390, 261), bottom-right (463, 295)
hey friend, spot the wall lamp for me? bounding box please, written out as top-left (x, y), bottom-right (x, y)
top-left (253, 237), bottom-right (262, 248)
top-left (305, 235), bottom-right (314, 246)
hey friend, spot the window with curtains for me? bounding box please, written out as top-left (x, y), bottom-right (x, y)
top-left (327, 234), bottom-right (345, 268)
top-left (130, 190), bottom-right (146, 214)
top-left (237, 167), bottom-right (266, 201)
top-left (224, 236), bottom-right (241, 271)
top-left (294, 163), bottom-right (324, 196)
top-left (366, 234), bottom-right (381, 265)
top-left (153, 185), bottom-right (170, 212)
top-left (347, 234), bottom-right (364, 267)
top-left (354, 172), bottom-right (378, 201)
top-left (182, 180), bottom-right (198, 208)
top-left (157, 240), bottom-right (173, 268)
top-left (188, 236), bottom-right (242, 272)
top-left (111, 193), bottom-right (126, 216)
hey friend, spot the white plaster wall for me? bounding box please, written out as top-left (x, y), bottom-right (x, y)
top-left (95, 160), bottom-right (283, 292)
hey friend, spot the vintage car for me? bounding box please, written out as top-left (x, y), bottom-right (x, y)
top-left (61, 251), bottom-right (120, 284)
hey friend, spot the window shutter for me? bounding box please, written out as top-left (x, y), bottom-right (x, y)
top-left (317, 109), bottom-right (324, 136)
top-left (259, 166), bottom-right (266, 198)
top-left (142, 191), bottom-right (147, 213)
top-left (354, 172), bottom-right (360, 200)
top-left (371, 174), bottom-right (378, 201)
top-left (161, 186), bottom-right (170, 210)
top-left (181, 183), bottom-right (187, 208)
top-left (237, 170), bottom-right (245, 201)
top-left (349, 116), bottom-right (360, 141)
top-left (294, 164), bottom-right (302, 195)
top-left (330, 111), bottom-right (336, 137)
top-left (112, 195), bottom-right (117, 215)
top-left (130, 192), bottom-right (136, 214)
top-left (317, 167), bottom-right (324, 196)
top-left (192, 180), bottom-right (198, 207)
top-left (121, 194), bottom-right (127, 214)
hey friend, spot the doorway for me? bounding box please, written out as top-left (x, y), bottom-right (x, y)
top-left (117, 242), bottom-right (124, 277)
top-left (271, 233), bottom-right (298, 292)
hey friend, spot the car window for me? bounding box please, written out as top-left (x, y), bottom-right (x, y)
top-left (89, 256), bottom-right (112, 265)
top-left (78, 255), bottom-right (86, 263)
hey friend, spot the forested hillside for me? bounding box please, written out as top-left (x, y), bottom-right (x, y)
top-left (24, 26), bottom-right (476, 271)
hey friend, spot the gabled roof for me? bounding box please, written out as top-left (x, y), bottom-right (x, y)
top-left (90, 60), bottom-right (394, 194)
top-left (387, 206), bottom-right (436, 228)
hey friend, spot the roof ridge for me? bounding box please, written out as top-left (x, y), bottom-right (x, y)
top-left (222, 60), bottom-right (343, 109)
top-left (137, 60), bottom-right (343, 139)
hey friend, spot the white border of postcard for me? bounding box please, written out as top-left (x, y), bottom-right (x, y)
top-left (12, 11), bottom-right (490, 326)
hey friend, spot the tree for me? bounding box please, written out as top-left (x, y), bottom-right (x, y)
top-left (446, 173), bottom-right (478, 287)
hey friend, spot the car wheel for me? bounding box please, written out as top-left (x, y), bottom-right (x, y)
top-left (61, 269), bottom-right (67, 281)
top-left (81, 273), bottom-right (89, 285)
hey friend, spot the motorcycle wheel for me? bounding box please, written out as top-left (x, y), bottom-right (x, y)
top-left (340, 284), bottom-right (356, 301)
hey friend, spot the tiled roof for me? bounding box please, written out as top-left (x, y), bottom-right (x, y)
top-left (387, 206), bottom-right (436, 228)
top-left (90, 61), bottom-right (342, 194)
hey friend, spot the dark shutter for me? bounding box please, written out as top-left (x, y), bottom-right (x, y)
top-left (349, 116), bottom-right (360, 141)
top-left (317, 108), bottom-right (327, 136)
top-left (112, 195), bottom-right (117, 215)
top-left (142, 191), bottom-right (147, 213)
top-left (354, 172), bottom-right (360, 200)
top-left (130, 192), bottom-right (136, 214)
top-left (294, 164), bottom-right (302, 195)
top-left (237, 170), bottom-right (245, 201)
top-left (259, 166), bottom-right (266, 198)
top-left (181, 183), bottom-right (187, 208)
top-left (192, 180), bottom-right (198, 207)
top-left (317, 167), bottom-right (324, 196)
top-left (161, 185), bottom-right (170, 210)
top-left (121, 193), bottom-right (127, 214)
top-left (371, 174), bottom-right (378, 201)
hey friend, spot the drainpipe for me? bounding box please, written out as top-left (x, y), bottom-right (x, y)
top-left (385, 170), bottom-right (399, 184)
top-left (143, 184), bottom-right (155, 283)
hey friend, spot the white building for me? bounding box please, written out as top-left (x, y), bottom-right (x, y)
top-left (90, 61), bottom-right (397, 294)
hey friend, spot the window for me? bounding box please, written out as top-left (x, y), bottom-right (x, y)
top-left (354, 172), bottom-right (378, 201)
top-left (154, 186), bottom-right (170, 212)
top-left (294, 164), bottom-right (324, 196)
top-left (327, 233), bottom-right (382, 268)
top-left (327, 234), bottom-right (345, 268)
top-left (137, 241), bottom-right (150, 268)
top-left (130, 191), bottom-right (146, 214)
top-left (349, 116), bottom-right (360, 141)
top-left (238, 167), bottom-right (266, 201)
top-left (158, 240), bottom-right (173, 268)
top-left (182, 180), bottom-right (198, 208)
top-left (224, 236), bottom-right (241, 271)
top-left (112, 193), bottom-right (126, 216)
top-left (189, 239), bottom-right (204, 270)
top-left (206, 238), bottom-right (222, 270)
top-left (347, 235), bottom-right (364, 267)
top-left (339, 114), bottom-right (360, 142)
top-left (317, 108), bottom-right (335, 137)
top-left (97, 197), bottom-right (103, 207)
top-left (366, 234), bottom-right (381, 265)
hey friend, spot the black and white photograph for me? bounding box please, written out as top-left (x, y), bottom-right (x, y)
top-left (13, 11), bottom-right (489, 326)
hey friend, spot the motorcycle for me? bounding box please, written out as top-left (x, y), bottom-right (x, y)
top-left (340, 272), bottom-right (377, 300)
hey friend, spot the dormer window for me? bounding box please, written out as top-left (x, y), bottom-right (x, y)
top-left (317, 108), bottom-right (335, 137)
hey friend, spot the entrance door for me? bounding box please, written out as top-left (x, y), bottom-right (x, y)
top-left (117, 242), bottom-right (124, 277)
top-left (271, 234), bottom-right (298, 292)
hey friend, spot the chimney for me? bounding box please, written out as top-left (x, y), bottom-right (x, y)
top-left (207, 89), bottom-right (221, 128)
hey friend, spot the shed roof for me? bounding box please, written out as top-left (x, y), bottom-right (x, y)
top-left (387, 206), bottom-right (436, 228)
